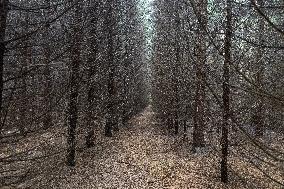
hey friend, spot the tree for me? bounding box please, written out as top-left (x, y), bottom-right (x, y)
top-left (0, 0), bottom-right (9, 134)
top-left (220, 0), bottom-right (232, 183)
top-left (85, 0), bottom-right (101, 148)
top-left (66, 1), bottom-right (83, 167)
top-left (42, 0), bottom-right (53, 130)
top-left (252, 0), bottom-right (265, 137)
top-left (104, 0), bottom-right (116, 137)
top-left (192, 0), bottom-right (208, 151)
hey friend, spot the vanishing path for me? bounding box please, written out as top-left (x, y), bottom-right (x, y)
top-left (51, 106), bottom-right (225, 189)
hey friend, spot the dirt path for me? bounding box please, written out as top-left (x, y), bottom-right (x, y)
top-left (46, 106), bottom-right (227, 189)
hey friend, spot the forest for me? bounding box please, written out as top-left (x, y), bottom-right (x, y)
top-left (0, 0), bottom-right (283, 188)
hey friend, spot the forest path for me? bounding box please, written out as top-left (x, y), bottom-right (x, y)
top-left (53, 106), bottom-right (224, 189)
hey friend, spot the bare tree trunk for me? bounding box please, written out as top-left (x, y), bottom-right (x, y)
top-left (221, 0), bottom-right (232, 183)
top-left (19, 12), bottom-right (30, 136)
top-left (85, 65), bottom-right (96, 148)
top-left (167, 117), bottom-right (173, 133)
top-left (192, 0), bottom-right (207, 151)
top-left (254, 0), bottom-right (265, 137)
top-left (105, 66), bottom-right (115, 137)
top-left (86, 85), bottom-right (95, 147)
top-left (0, 0), bottom-right (8, 134)
top-left (173, 112), bottom-right (179, 135)
top-left (85, 5), bottom-right (100, 147)
top-left (173, 1), bottom-right (181, 135)
top-left (66, 2), bottom-right (82, 167)
top-left (105, 0), bottom-right (116, 137)
top-left (121, 73), bottom-right (128, 125)
top-left (20, 63), bottom-right (27, 135)
top-left (43, 45), bottom-right (52, 129)
top-left (42, 0), bottom-right (53, 130)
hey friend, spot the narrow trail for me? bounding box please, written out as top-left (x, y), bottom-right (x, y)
top-left (52, 106), bottom-right (226, 189)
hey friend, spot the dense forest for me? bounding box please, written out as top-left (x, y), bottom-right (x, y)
top-left (0, 0), bottom-right (283, 188)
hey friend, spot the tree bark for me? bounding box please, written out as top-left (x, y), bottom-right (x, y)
top-left (221, 0), bottom-right (232, 183)
top-left (0, 0), bottom-right (8, 134)
top-left (173, 1), bottom-right (181, 135)
top-left (42, 0), bottom-right (54, 130)
top-left (254, 0), bottom-right (265, 137)
top-left (105, 0), bottom-right (116, 137)
top-left (19, 12), bottom-right (31, 136)
top-left (85, 61), bottom-right (96, 148)
top-left (85, 5), bottom-right (100, 147)
top-left (66, 2), bottom-right (82, 167)
top-left (192, 0), bottom-right (207, 150)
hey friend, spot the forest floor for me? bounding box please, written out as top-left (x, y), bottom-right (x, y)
top-left (47, 106), bottom-right (226, 189)
top-left (40, 106), bottom-right (282, 189)
top-left (2, 106), bottom-right (283, 189)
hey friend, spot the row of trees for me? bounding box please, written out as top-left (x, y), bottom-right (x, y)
top-left (152, 0), bottom-right (283, 185)
top-left (1, 0), bottom-right (148, 186)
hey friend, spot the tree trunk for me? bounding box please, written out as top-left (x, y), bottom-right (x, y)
top-left (172, 1), bottom-right (181, 135)
top-left (173, 115), bottom-right (179, 135)
top-left (105, 0), bottom-right (116, 137)
top-left (42, 0), bottom-right (53, 130)
top-left (19, 12), bottom-right (30, 136)
top-left (221, 0), bottom-right (232, 183)
top-left (66, 2), bottom-right (82, 167)
top-left (0, 0), bottom-right (8, 134)
top-left (85, 71), bottom-right (95, 148)
top-left (85, 8), bottom-right (100, 147)
top-left (105, 67), bottom-right (115, 137)
top-left (192, 0), bottom-right (207, 150)
top-left (167, 117), bottom-right (173, 133)
top-left (254, 0), bottom-right (265, 137)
